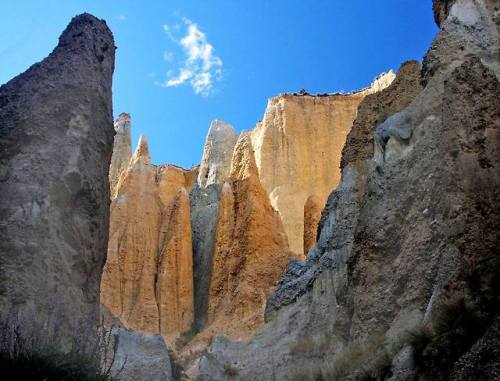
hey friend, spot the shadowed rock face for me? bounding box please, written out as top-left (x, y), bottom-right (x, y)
top-left (303, 195), bottom-right (323, 255)
top-left (0, 13), bottom-right (115, 352)
top-left (340, 60), bottom-right (422, 170)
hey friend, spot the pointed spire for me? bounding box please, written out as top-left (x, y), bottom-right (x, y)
top-left (109, 113), bottom-right (132, 197)
top-left (131, 134), bottom-right (151, 165)
top-left (197, 119), bottom-right (238, 188)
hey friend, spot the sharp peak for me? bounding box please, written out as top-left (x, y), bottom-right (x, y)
top-left (132, 134), bottom-right (151, 164)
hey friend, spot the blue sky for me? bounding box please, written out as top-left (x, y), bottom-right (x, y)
top-left (0, 1), bottom-right (437, 168)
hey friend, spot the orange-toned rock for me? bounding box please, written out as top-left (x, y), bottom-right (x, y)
top-left (101, 135), bottom-right (160, 334)
top-left (250, 73), bottom-right (395, 255)
top-left (303, 195), bottom-right (323, 255)
top-left (100, 129), bottom-right (195, 340)
top-left (206, 134), bottom-right (292, 337)
top-left (157, 187), bottom-right (194, 341)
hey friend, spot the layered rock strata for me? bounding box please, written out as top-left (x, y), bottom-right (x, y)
top-left (0, 13), bottom-right (115, 352)
top-left (199, 1), bottom-right (500, 379)
top-left (250, 73), bottom-right (395, 255)
top-left (100, 126), bottom-right (196, 341)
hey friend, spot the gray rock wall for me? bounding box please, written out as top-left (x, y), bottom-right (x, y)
top-left (0, 13), bottom-right (115, 352)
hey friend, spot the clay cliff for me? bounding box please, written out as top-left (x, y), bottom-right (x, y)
top-left (199, 1), bottom-right (500, 380)
top-left (206, 134), bottom-right (292, 338)
top-left (100, 121), bottom-right (197, 341)
top-left (250, 73), bottom-right (395, 256)
top-left (0, 14), bottom-right (115, 352)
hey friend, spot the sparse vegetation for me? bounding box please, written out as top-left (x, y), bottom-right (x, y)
top-left (291, 334), bottom-right (392, 381)
top-left (320, 335), bottom-right (391, 381)
top-left (289, 330), bottom-right (335, 357)
top-left (403, 295), bottom-right (491, 380)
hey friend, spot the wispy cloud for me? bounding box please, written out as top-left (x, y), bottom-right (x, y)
top-left (117, 14), bottom-right (126, 21)
top-left (159, 18), bottom-right (223, 97)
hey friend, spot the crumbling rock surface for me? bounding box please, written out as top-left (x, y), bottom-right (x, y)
top-left (0, 13), bottom-right (115, 352)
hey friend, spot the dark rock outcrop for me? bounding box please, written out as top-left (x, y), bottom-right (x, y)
top-left (340, 60), bottom-right (422, 170)
top-left (0, 13), bottom-right (115, 352)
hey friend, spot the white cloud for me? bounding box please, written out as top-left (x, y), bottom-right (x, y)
top-left (117, 15), bottom-right (126, 21)
top-left (166, 68), bottom-right (192, 87)
top-left (160, 18), bottom-right (223, 96)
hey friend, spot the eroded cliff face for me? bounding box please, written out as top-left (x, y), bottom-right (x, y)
top-left (0, 13), bottom-right (115, 352)
top-left (101, 78), bottom-right (396, 372)
top-left (100, 125), bottom-right (196, 341)
top-left (250, 74), bottom-right (395, 256)
top-left (206, 134), bottom-right (292, 338)
top-left (199, 1), bottom-right (500, 379)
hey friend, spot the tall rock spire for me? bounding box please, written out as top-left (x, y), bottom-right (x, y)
top-left (109, 113), bottom-right (132, 197)
top-left (0, 13), bottom-right (115, 353)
